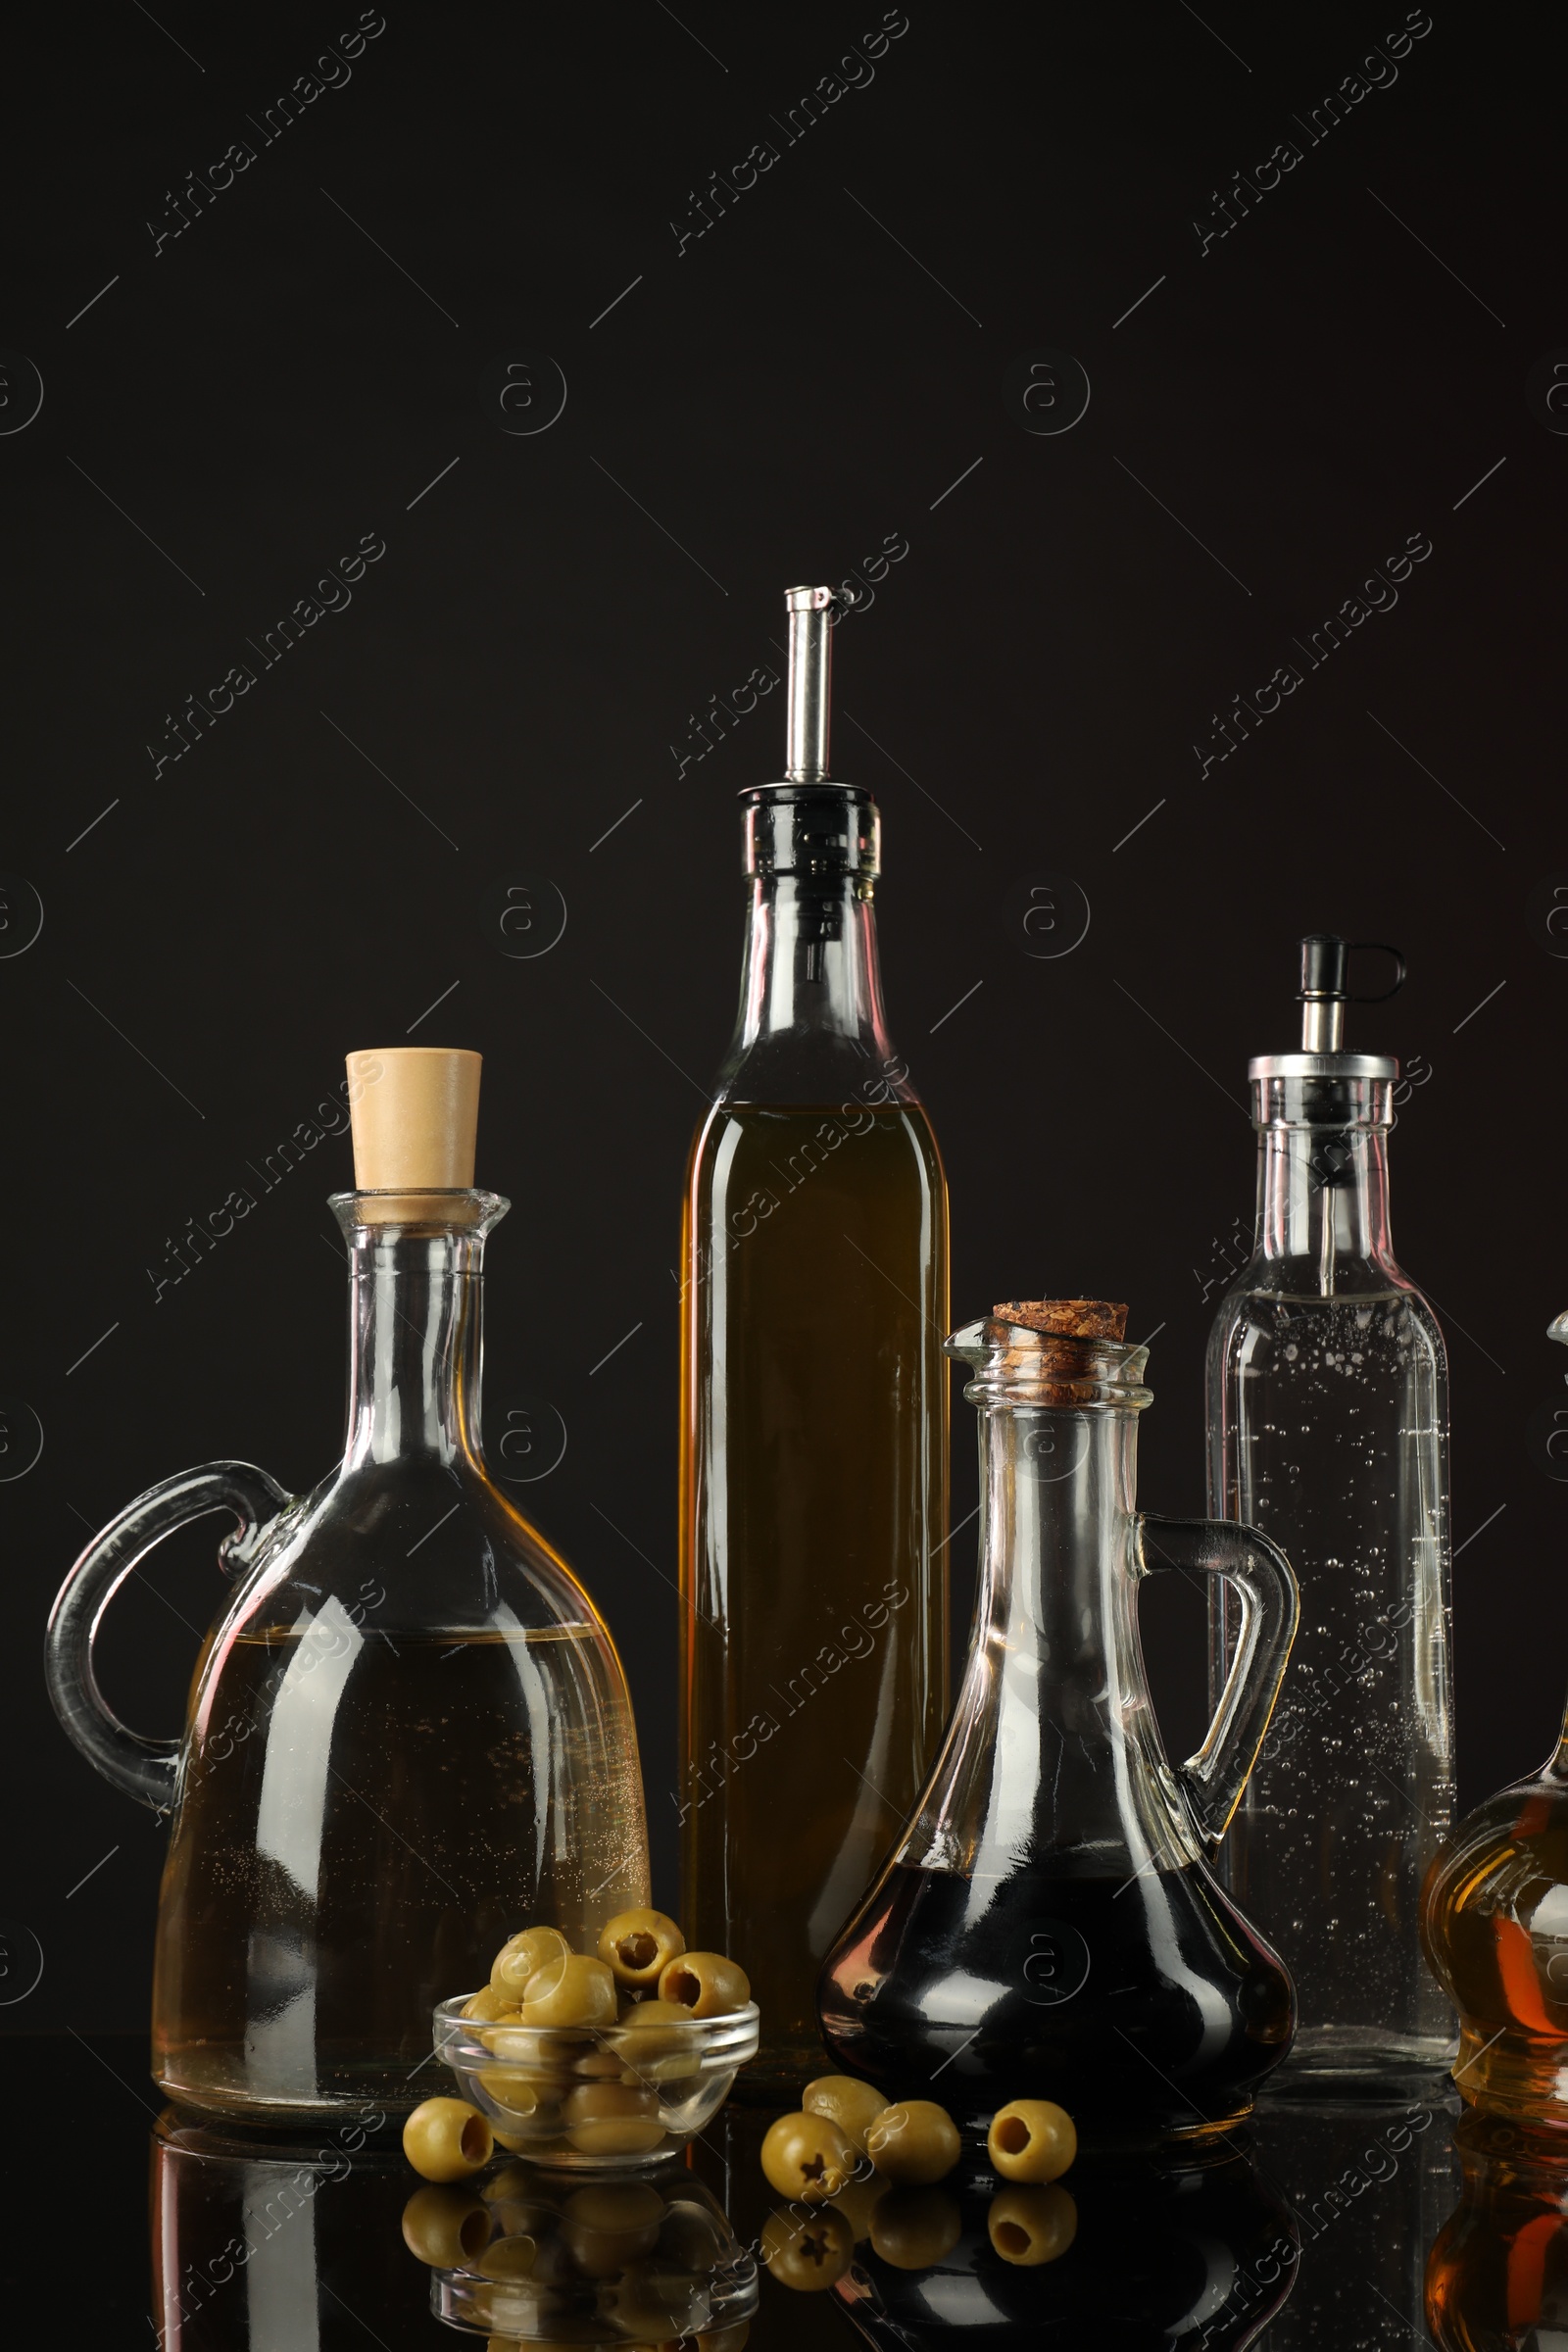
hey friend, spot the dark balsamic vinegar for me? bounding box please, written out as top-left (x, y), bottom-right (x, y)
top-left (819, 1858), bottom-right (1294, 2139)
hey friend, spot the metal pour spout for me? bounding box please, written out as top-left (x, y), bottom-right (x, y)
top-left (783, 585), bottom-right (838, 783)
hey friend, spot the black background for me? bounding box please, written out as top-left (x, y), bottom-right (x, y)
top-left (4, 0), bottom-right (1564, 2039)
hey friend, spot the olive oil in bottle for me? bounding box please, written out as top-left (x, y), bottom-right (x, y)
top-left (679, 586), bottom-right (949, 2093)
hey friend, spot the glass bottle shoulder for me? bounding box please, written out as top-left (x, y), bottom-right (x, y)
top-left (686, 1094), bottom-right (945, 1207)
top-left (1209, 1258), bottom-right (1448, 1375)
top-left (205, 1459), bottom-right (616, 1655)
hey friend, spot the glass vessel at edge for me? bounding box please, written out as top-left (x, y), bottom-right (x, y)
top-left (818, 1307), bottom-right (1298, 2141)
top-left (1207, 942), bottom-right (1454, 2084)
top-left (680, 588), bottom-right (950, 2092)
top-left (1422, 1308), bottom-right (1568, 2135)
top-left (46, 1179), bottom-right (649, 2122)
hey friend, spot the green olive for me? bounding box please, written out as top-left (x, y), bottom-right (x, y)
top-left (518, 1952), bottom-right (617, 2029)
top-left (759, 2205), bottom-right (855, 2290)
top-left (988, 2183), bottom-right (1077, 2265)
top-left (475, 2067), bottom-right (564, 2124)
top-left (864, 2098), bottom-right (960, 2185)
top-left (463, 1984), bottom-right (520, 2023)
top-left (598, 1905), bottom-right (687, 1989)
top-left (869, 2186), bottom-right (962, 2270)
top-left (490, 1926), bottom-right (571, 2004)
top-left (987, 2097), bottom-right (1076, 2183)
top-left (612, 1996), bottom-right (696, 2084)
top-left (657, 1950), bottom-right (751, 2017)
top-left (561, 2182), bottom-right (664, 2276)
top-left (760, 2110), bottom-right (856, 2202)
top-left (572, 2047), bottom-right (624, 2078)
top-left (402, 2097), bottom-right (494, 2182)
top-left (563, 2079), bottom-right (666, 2157)
top-left (804, 2074), bottom-right (890, 2155)
top-left (401, 2183), bottom-right (491, 2267)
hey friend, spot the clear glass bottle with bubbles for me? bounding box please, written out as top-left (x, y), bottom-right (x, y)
top-left (1206, 934), bottom-right (1455, 2083)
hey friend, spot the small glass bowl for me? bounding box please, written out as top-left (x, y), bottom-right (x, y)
top-left (432, 1993), bottom-right (760, 2169)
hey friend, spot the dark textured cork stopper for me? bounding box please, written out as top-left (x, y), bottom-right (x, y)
top-left (983, 1298), bottom-right (1133, 1402)
top-left (992, 1298), bottom-right (1127, 1339)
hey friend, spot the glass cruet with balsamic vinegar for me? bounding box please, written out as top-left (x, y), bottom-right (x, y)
top-left (1206, 934), bottom-right (1455, 2083)
top-left (45, 1049), bottom-right (650, 2122)
top-left (679, 585), bottom-right (950, 2093)
top-left (818, 1299), bottom-right (1299, 2141)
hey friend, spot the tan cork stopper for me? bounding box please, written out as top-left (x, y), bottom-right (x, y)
top-left (992, 1298), bottom-right (1127, 1339)
top-left (346, 1050), bottom-right (481, 1190)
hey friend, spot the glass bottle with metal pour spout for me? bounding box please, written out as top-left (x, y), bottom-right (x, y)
top-left (1207, 934), bottom-right (1455, 2083)
top-left (46, 1049), bottom-right (649, 2122)
top-left (679, 586), bottom-right (950, 2094)
top-left (818, 1298), bottom-right (1299, 2140)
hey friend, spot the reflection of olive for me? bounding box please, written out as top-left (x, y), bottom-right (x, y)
top-left (401, 2184), bottom-right (490, 2267)
top-left (870, 2187), bottom-right (961, 2270)
top-left (760, 2205), bottom-right (855, 2290)
top-left (600, 2256), bottom-right (710, 2339)
top-left (804, 2073), bottom-right (889, 2154)
top-left (827, 2170), bottom-right (888, 2243)
top-left (989, 2184), bottom-right (1077, 2266)
top-left (760, 2111), bottom-right (856, 2201)
top-left (561, 2181), bottom-right (663, 2275)
top-left (864, 2100), bottom-right (960, 2184)
top-left (987, 2098), bottom-right (1076, 2183)
top-left (476, 2234), bottom-right (538, 2280)
top-left (694, 2326), bottom-right (752, 2351)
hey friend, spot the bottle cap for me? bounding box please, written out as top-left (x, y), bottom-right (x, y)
top-left (346, 1049), bottom-right (481, 1190)
top-left (992, 1299), bottom-right (1127, 1339)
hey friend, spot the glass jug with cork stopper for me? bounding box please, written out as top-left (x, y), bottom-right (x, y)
top-left (818, 1298), bottom-right (1300, 2142)
top-left (46, 1048), bottom-right (650, 2122)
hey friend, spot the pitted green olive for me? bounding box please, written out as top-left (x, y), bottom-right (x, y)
top-left (517, 1952), bottom-right (617, 2029)
top-left (987, 2097), bottom-right (1076, 2183)
top-left (760, 2111), bottom-right (856, 2202)
top-left (490, 1927), bottom-right (571, 2004)
top-left (563, 2079), bottom-right (665, 2157)
top-left (863, 2099), bottom-right (959, 2185)
top-left (657, 1951), bottom-right (751, 2017)
top-left (804, 2074), bottom-right (890, 2155)
top-left (402, 2097), bottom-right (494, 2182)
top-left (598, 1905), bottom-right (686, 1988)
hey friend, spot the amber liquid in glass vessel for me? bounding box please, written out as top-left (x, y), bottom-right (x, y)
top-left (679, 715), bottom-right (949, 2091)
top-left (681, 1097), bottom-right (948, 2085)
top-left (156, 1621), bottom-right (643, 2111)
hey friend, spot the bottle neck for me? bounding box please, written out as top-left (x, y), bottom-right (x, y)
top-left (1255, 1124), bottom-right (1394, 1288)
top-left (717, 871), bottom-right (906, 1102)
top-left (966, 1407), bottom-right (1144, 1856)
top-left (341, 1226), bottom-right (489, 1471)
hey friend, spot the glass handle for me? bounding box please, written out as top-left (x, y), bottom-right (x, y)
top-left (1136, 1512), bottom-right (1299, 1852)
top-left (44, 1460), bottom-right (292, 1811)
